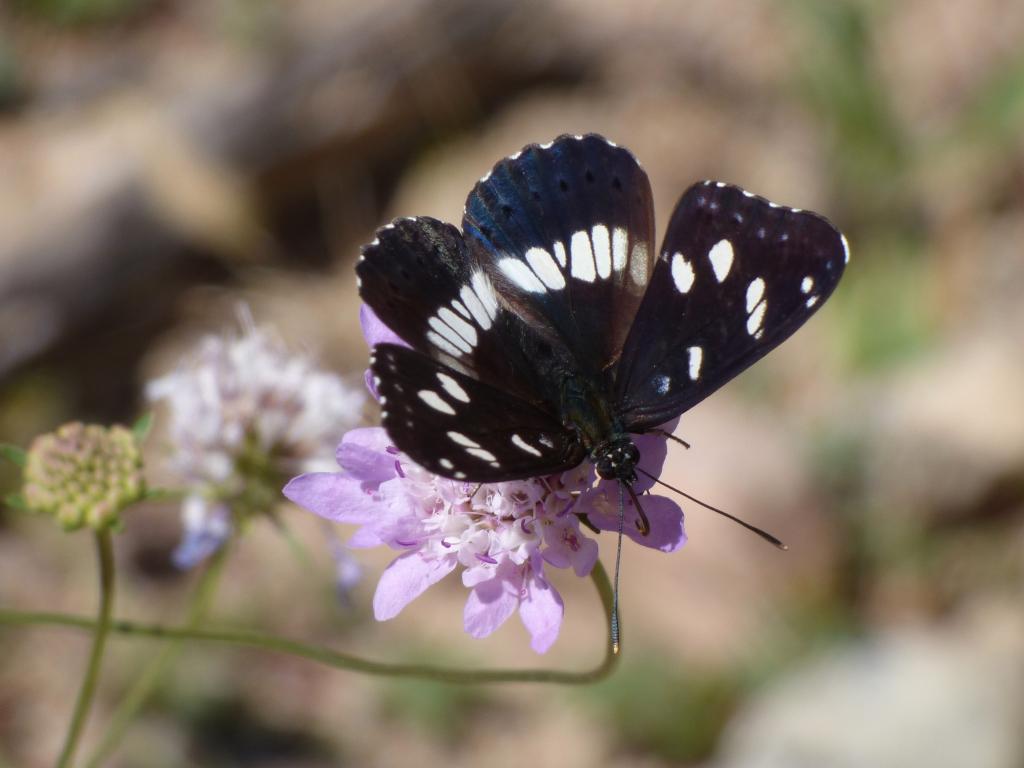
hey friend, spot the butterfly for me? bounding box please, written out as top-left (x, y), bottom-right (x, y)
top-left (356, 133), bottom-right (847, 521)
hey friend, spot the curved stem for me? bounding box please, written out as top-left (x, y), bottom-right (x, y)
top-left (56, 530), bottom-right (115, 768)
top-left (2, 562), bottom-right (619, 685)
top-left (83, 546), bottom-right (228, 768)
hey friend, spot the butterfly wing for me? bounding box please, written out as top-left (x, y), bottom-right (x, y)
top-left (372, 344), bottom-right (586, 481)
top-left (463, 134), bottom-right (655, 382)
top-left (356, 216), bottom-right (568, 405)
top-left (614, 181), bottom-right (848, 431)
top-left (357, 217), bottom-right (584, 479)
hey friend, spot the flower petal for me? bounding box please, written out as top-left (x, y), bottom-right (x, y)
top-left (631, 417), bottom-right (681, 492)
top-left (542, 516), bottom-right (599, 576)
top-left (373, 551), bottom-right (456, 620)
top-left (360, 304), bottom-right (409, 349)
top-left (172, 496), bottom-right (231, 570)
top-left (335, 427), bottom-right (396, 485)
top-left (283, 472), bottom-right (380, 524)
top-left (463, 558), bottom-right (521, 639)
top-left (520, 569), bottom-right (563, 654)
top-left (582, 487), bottom-right (687, 552)
top-left (348, 526), bottom-right (385, 549)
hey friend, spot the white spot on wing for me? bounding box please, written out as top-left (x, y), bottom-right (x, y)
top-left (806, 295), bottom-right (819, 308)
top-left (570, 230), bottom-right (596, 282)
top-left (801, 276), bottom-right (814, 294)
top-left (591, 224), bottom-right (612, 279)
top-left (451, 300), bottom-right (471, 319)
top-left (746, 277), bottom-right (766, 312)
top-left (629, 242), bottom-right (648, 285)
top-left (524, 247), bottom-right (566, 290)
top-left (460, 284), bottom-right (491, 331)
top-left (467, 447), bottom-right (497, 462)
top-left (471, 271), bottom-right (500, 320)
top-left (439, 458), bottom-right (454, 470)
top-left (436, 372), bottom-right (470, 403)
top-left (511, 434), bottom-right (542, 457)
top-left (427, 330), bottom-right (464, 357)
top-left (708, 239), bottom-right (734, 282)
top-left (747, 300), bottom-right (767, 336)
top-left (428, 317), bottom-right (472, 354)
top-left (499, 257), bottom-right (547, 293)
top-left (538, 436), bottom-right (554, 448)
top-left (688, 346), bottom-right (703, 380)
top-left (553, 241), bottom-right (567, 268)
top-left (418, 390), bottom-right (456, 415)
top-left (438, 308), bottom-right (478, 346)
top-left (447, 431), bottom-right (480, 448)
top-left (611, 227), bottom-right (628, 272)
top-left (671, 252), bottom-right (695, 294)
top-left (654, 374), bottom-right (671, 394)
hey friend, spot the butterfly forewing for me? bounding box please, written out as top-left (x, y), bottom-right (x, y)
top-left (372, 344), bottom-right (585, 482)
top-left (356, 216), bottom-right (570, 405)
top-left (614, 181), bottom-right (848, 430)
top-left (463, 134), bottom-right (655, 379)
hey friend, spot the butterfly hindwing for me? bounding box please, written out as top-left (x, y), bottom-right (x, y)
top-left (463, 134), bottom-right (655, 378)
top-left (372, 344), bottom-right (586, 482)
top-left (614, 181), bottom-right (848, 430)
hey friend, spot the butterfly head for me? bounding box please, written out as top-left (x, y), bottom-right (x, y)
top-left (592, 436), bottom-right (640, 483)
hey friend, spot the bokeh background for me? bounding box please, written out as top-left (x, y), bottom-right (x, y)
top-left (2, 0), bottom-right (1024, 766)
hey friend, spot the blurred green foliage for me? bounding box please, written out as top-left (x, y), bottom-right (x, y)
top-left (584, 655), bottom-right (741, 763)
top-left (379, 659), bottom-right (496, 741)
top-left (954, 48), bottom-right (1024, 148)
top-left (788, 0), bottom-right (912, 230)
top-left (178, 695), bottom-right (338, 767)
top-left (831, 236), bottom-right (937, 371)
top-left (13, 0), bottom-right (154, 26)
top-left (0, 40), bottom-right (24, 111)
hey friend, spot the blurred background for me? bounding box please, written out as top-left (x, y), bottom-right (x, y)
top-left (2, 0), bottom-right (1024, 765)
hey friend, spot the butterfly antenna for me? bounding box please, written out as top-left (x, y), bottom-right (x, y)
top-left (652, 429), bottom-right (691, 449)
top-left (635, 467), bottom-right (788, 550)
top-left (610, 481), bottom-right (626, 655)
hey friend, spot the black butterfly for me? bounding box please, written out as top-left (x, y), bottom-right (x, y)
top-left (357, 134), bottom-right (847, 516)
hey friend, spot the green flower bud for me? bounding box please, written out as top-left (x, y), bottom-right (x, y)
top-left (23, 422), bottom-right (145, 531)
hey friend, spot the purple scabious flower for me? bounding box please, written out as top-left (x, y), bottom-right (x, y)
top-left (284, 307), bottom-right (686, 653)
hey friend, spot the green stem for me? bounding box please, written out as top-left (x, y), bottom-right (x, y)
top-left (2, 562), bottom-right (619, 685)
top-left (83, 546), bottom-right (229, 768)
top-left (56, 530), bottom-right (115, 768)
